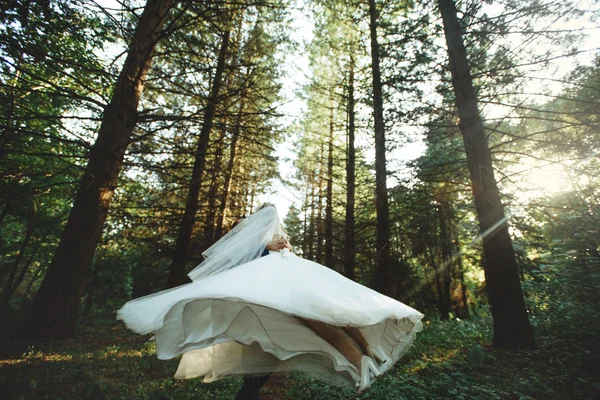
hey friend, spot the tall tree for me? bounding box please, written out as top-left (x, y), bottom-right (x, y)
top-left (167, 26), bottom-right (231, 288)
top-left (344, 54), bottom-right (356, 280)
top-left (1, 217), bottom-right (35, 305)
top-left (368, 0), bottom-right (393, 296)
top-left (438, 0), bottom-right (535, 349)
top-left (325, 99), bottom-right (334, 268)
top-left (213, 97), bottom-right (244, 240)
top-left (21, 0), bottom-right (177, 339)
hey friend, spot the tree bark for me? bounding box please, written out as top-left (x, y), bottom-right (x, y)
top-left (455, 248), bottom-right (470, 319)
top-left (214, 101), bottom-right (243, 240)
top-left (438, 200), bottom-right (453, 319)
top-left (248, 177), bottom-right (256, 213)
top-left (7, 237), bottom-right (43, 303)
top-left (1, 219), bottom-right (35, 305)
top-left (20, 0), bottom-right (175, 339)
top-left (0, 27), bottom-right (25, 160)
top-left (325, 100), bottom-right (334, 269)
top-left (23, 264), bottom-right (44, 300)
top-left (167, 28), bottom-right (231, 288)
top-left (308, 178), bottom-right (316, 260)
top-left (213, 21), bottom-right (248, 240)
top-left (438, 0), bottom-right (535, 348)
top-left (316, 142), bottom-right (325, 265)
top-left (202, 125), bottom-right (226, 250)
top-left (433, 258), bottom-right (450, 320)
top-left (368, 0), bottom-right (393, 296)
top-left (302, 183), bottom-right (310, 256)
top-left (83, 268), bottom-right (100, 315)
top-left (344, 56), bottom-right (356, 280)
top-left (0, 205), bottom-right (10, 227)
top-left (204, 19), bottom-right (243, 245)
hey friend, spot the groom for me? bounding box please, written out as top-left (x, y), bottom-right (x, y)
top-left (232, 216), bottom-right (291, 400)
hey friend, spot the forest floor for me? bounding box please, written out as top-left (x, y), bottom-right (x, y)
top-left (1, 261), bottom-right (598, 400)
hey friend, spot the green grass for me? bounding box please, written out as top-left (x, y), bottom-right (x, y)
top-left (1, 262), bottom-right (598, 399)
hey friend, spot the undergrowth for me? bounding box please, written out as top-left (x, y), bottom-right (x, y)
top-left (1, 261), bottom-right (597, 399)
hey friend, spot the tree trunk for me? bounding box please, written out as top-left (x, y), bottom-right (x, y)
top-left (344, 56), bottom-right (356, 281)
top-left (202, 125), bottom-right (227, 250)
top-left (205, 20), bottom-right (244, 244)
top-left (438, 200), bottom-right (453, 319)
top-left (429, 213), bottom-right (450, 320)
top-left (455, 249), bottom-right (470, 319)
top-left (1, 219), bottom-right (35, 305)
top-left (434, 265), bottom-right (450, 320)
top-left (316, 143), bottom-right (325, 265)
top-left (0, 205), bottom-right (10, 227)
top-left (83, 268), bottom-right (100, 315)
top-left (0, 33), bottom-right (25, 160)
top-left (8, 231), bottom-right (49, 304)
top-left (7, 239), bottom-right (42, 303)
top-left (20, 0), bottom-right (176, 339)
top-left (308, 178), bottom-right (316, 260)
top-left (214, 103), bottom-right (243, 240)
top-left (394, 221), bottom-right (411, 303)
top-left (438, 0), bottom-right (535, 348)
top-left (368, 0), bottom-right (393, 296)
top-left (167, 28), bottom-right (231, 288)
top-left (213, 22), bottom-right (249, 240)
top-left (23, 264), bottom-right (44, 300)
top-left (302, 183), bottom-right (310, 256)
top-left (325, 100), bottom-right (334, 269)
top-left (248, 176), bottom-right (256, 214)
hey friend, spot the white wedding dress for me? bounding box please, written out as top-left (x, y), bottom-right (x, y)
top-left (117, 207), bottom-right (423, 389)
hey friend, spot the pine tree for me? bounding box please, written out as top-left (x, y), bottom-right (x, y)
top-left (438, 0), bottom-right (535, 349)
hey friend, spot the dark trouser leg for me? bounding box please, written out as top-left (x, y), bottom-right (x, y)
top-left (234, 375), bottom-right (270, 400)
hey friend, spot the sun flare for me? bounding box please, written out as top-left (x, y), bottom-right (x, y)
top-left (510, 159), bottom-right (572, 202)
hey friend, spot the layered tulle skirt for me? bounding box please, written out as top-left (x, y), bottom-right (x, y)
top-left (117, 250), bottom-right (423, 388)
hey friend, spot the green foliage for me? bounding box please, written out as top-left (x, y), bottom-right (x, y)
top-left (0, 0), bottom-right (110, 309)
top-left (284, 260), bottom-right (599, 399)
top-left (0, 0), bottom-right (598, 398)
top-left (3, 258), bottom-right (596, 399)
top-left (0, 0), bottom-right (292, 315)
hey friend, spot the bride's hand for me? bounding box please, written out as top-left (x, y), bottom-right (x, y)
top-left (266, 238), bottom-right (291, 251)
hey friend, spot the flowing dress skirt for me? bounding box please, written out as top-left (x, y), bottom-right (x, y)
top-left (117, 250), bottom-right (423, 388)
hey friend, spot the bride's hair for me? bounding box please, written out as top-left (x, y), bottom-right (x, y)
top-left (240, 202), bottom-right (289, 239)
top-left (232, 216), bottom-right (246, 229)
top-left (257, 202), bottom-right (275, 211)
top-left (231, 203), bottom-right (273, 229)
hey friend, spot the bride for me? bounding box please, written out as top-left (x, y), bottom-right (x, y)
top-left (117, 203), bottom-right (423, 396)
